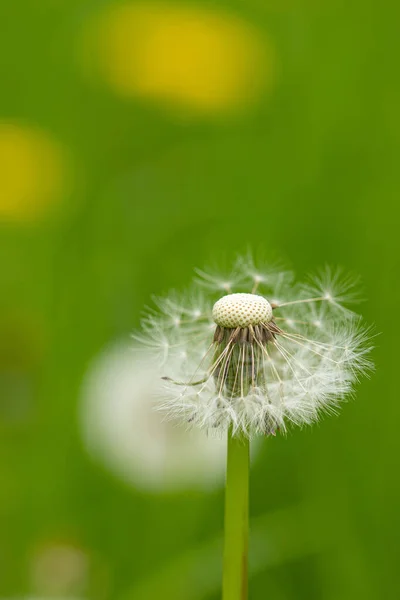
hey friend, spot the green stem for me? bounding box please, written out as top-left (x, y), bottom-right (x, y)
top-left (222, 427), bottom-right (250, 600)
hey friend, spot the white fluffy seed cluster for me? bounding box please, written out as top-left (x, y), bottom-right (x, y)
top-left (138, 258), bottom-right (374, 437)
top-left (212, 293), bottom-right (273, 328)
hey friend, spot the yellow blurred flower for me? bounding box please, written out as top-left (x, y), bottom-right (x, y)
top-left (87, 2), bottom-right (274, 115)
top-left (0, 122), bottom-right (67, 223)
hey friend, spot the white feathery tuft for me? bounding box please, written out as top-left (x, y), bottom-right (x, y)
top-left (137, 256), bottom-right (374, 437)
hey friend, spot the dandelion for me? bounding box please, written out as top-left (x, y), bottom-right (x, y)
top-left (139, 260), bottom-right (372, 436)
top-left (136, 256), bottom-right (374, 600)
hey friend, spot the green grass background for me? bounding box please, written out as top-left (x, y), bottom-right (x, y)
top-left (1, 1), bottom-right (399, 598)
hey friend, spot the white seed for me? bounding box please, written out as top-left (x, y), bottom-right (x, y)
top-left (212, 293), bottom-right (273, 328)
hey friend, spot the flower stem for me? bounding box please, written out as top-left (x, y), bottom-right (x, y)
top-left (222, 427), bottom-right (250, 600)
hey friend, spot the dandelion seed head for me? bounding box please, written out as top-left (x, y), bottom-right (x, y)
top-left (212, 293), bottom-right (273, 328)
top-left (137, 256), bottom-right (374, 437)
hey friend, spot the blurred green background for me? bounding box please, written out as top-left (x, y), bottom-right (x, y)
top-left (0, 0), bottom-right (398, 598)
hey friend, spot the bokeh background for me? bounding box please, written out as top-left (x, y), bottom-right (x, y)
top-left (1, 0), bottom-right (399, 598)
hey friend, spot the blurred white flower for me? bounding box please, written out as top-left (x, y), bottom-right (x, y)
top-left (137, 257), bottom-right (374, 437)
top-left (79, 341), bottom-right (235, 491)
